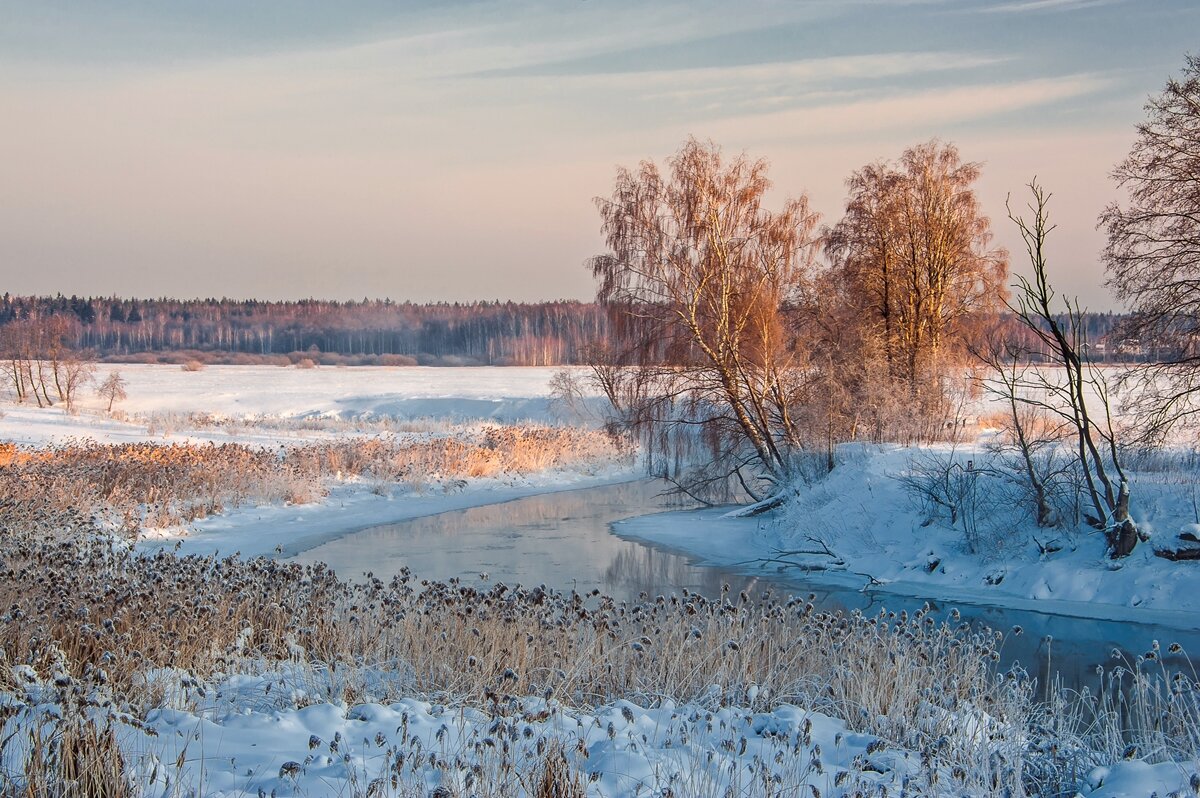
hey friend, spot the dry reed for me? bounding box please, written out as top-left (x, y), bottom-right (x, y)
top-left (3, 532), bottom-right (1194, 794)
top-left (0, 426), bottom-right (624, 539)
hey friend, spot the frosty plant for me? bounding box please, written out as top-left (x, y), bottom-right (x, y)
top-left (0, 427), bottom-right (622, 540)
top-left (975, 335), bottom-right (1071, 530)
top-left (1007, 182), bottom-right (1140, 557)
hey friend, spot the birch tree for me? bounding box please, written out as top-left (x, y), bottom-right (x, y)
top-left (588, 138), bottom-right (821, 503)
top-left (1101, 54), bottom-right (1200, 438)
top-left (827, 140), bottom-right (1008, 393)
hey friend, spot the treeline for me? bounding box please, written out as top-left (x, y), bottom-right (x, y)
top-left (0, 296), bottom-right (607, 366)
top-left (0, 294), bottom-right (1140, 367)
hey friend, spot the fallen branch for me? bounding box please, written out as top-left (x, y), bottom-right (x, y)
top-left (723, 492), bottom-right (788, 518)
top-left (756, 536), bottom-right (846, 569)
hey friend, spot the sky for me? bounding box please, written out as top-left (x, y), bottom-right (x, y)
top-left (1, 0), bottom-right (1196, 308)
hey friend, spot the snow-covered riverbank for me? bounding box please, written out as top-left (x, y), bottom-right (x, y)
top-left (0, 364), bottom-right (636, 558)
top-left (617, 443), bottom-right (1200, 621)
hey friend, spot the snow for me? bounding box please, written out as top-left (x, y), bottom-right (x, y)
top-left (1080, 762), bottom-right (1200, 798)
top-left (2, 668), bottom-right (914, 797)
top-left (6, 667), bottom-right (1195, 797)
top-left (616, 443), bottom-right (1200, 621)
top-left (4, 365), bottom-right (1200, 795)
top-left (0, 364), bottom-right (602, 447)
top-left (1, 364), bottom-right (633, 558)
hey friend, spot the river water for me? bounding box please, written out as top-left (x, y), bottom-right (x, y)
top-left (291, 479), bottom-right (1200, 690)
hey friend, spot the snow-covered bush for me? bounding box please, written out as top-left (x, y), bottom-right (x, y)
top-left (901, 450), bottom-right (1022, 554)
top-left (901, 444), bottom-right (1096, 555)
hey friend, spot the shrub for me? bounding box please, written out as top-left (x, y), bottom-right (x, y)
top-left (376, 354), bottom-right (418, 367)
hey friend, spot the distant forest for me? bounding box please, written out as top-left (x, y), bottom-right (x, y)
top-left (0, 295), bottom-right (607, 366)
top-left (0, 294), bottom-right (1137, 366)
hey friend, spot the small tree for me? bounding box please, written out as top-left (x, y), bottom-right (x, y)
top-left (97, 370), bottom-right (127, 413)
top-left (1009, 182), bottom-right (1138, 557)
top-left (59, 352), bottom-right (96, 412)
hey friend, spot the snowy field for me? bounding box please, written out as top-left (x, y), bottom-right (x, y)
top-left (0, 365), bottom-right (631, 557)
top-left (0, 364), bottom-right (602, 447)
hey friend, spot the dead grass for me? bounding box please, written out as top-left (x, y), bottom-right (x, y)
top-left (17, 712), bottom-right (133, 798)
top-left (0, 425), bottom-right (624, 539)
top-left (0, 441), bottom-right (319, 537)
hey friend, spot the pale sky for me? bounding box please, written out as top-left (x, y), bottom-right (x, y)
top-left (1, 0), bottom-right (1196, 308)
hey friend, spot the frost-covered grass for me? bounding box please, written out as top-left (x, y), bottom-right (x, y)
top-left (0, 534), bottom-right (1197, 796)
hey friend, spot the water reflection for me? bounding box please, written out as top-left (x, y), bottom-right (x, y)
top-left (602, 546), bottom-right (765, 598)
top-left (291, 479), bottom-right (1199, 691)
top-left (292, 480), bottom-right (732, 599)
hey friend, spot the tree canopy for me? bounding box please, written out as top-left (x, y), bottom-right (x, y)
top-left (1101, 53), bottom-right (1200, 436)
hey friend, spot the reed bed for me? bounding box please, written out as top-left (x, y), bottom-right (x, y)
top-left (0, 426), bottom-right (624, 539)
top-left (0, 533), bottom-right (1196, 794)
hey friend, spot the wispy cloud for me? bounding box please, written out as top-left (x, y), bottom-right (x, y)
top-left (695, 73), bottom-right (1112, 142)
top-left (460, 51), bottom-right (1007, 123)
top-left (473, 51), bottom-right (1005, 87)
top-left (981, 0), bottom-right (1118, 13)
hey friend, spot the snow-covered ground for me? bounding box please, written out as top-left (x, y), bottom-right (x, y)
top-left (618, 442), bottom-right (1200, 621)
top-left (5, 669), bottom-right (1196, 797)
top-left (3, 671), bottom-right (914, 797)
top-left (1, 365), bottom-right (633, 557)
top-left (0, 364), bottom-right (602, 447)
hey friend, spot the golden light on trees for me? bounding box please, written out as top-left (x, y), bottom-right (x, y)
top-left (589, 138), bottom-right (822, 501)
top-left (826, 140), bottom-right (1008, 392)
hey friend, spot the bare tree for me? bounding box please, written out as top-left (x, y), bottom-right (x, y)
top-left (97, 370), bottom-right (127, 413)
top-left (42, 315), bottom-right (74, 403)
top-left (0, 319), bottom-right (43, 405)
top-left (1010, 182), bottom-right (1138, 557)
top-left (59, 350), bottom-right (97, 412)
top-left (826, 140), bottom-right (1008, 397)
top-left (974, 336), bottom-right (1065, 528)
top-left (0, 321), bottom-right (30, 403)
top-left (588, 138), bottom-right (822, 503)
top-left (1100, 53), bottom-right (1200, 438)
top-left (0, 315), bottom-right (97, 410)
